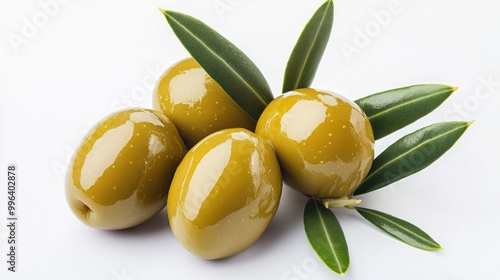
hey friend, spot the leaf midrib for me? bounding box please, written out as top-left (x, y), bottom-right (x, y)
top-left (315, 201), bottom-right (344, 272)
top-left (366, 87), bottom-right (451, 121)
top-left (358, 208), bottom-right (439, 247)
top-left (167, 12), bottom-right (268, 107)
top-left (290, 1), bottom-right (332, 90)
top-left (363, 123), bottom-right (466, 183)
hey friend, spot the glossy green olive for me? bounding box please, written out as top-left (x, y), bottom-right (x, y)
top-left (153, 57), bottom-right (256, 149)
top-left (66, 108), bottom-right (186, 230)
top-left (256, 88), bottom-right (374, 198)
top-left (167, 128), bottom-right (282, 259)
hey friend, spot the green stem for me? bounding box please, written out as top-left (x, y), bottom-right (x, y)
top-left (322, 197), bottom-right (361, 209)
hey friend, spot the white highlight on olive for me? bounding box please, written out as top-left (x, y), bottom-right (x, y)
top-left (317, 92), bottom-right (339, 106)
top-left (129, 111), bottom-right (164, 127)
top-left (169, 68), bottom-right (207, 107)
top-left (148, 134), bottom-right (165, 157)
top-left (183, 139), bottom-right (232, 220)
top-left (280, 100), bottom-right (326, 142)
top-left (80, 121), bottom-right (134, 190)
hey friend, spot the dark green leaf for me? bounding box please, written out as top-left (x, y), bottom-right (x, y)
top-left (355, 207), bottom-right (442, 250)
top-left (160, 9), bottom-right (274, 122)
top-left (304, 198), bottom-right (349, 275)
top-left (355, 84), bottom-right (457, 139)
top-left (355, 121), bottom-right (472, 195)
top-left (282, 0), bottom-right (334, 93)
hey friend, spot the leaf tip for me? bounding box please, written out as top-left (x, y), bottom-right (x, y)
top-left (427, 244), bottom-right (443, 251)
top-left (158, 7), bottom-right (167, 15)
top-left (451, 86), bottom-right (459, 93)
top-left (340, 266), bottom-right (350, 275)
top-left (466, 120), bottom-right (475, 127)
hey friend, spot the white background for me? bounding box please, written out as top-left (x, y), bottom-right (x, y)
top-left (1, 0), bottom-right (500, 279)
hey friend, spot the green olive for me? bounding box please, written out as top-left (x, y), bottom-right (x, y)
top-left (167, 128), bottom-right (282, 259)
top-left (66, 108), bottom-right (186, 230)
top-left (153, 57), bottom-right (256, 148)
top-left (255, 88), bottom-right (374, 198)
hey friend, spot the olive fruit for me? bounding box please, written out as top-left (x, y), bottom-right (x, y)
top-left (255, 88), bottom-right (374, 198)
top-left (167, 128), bottom-right (282, 259)
top-left (66, 108), bottom-right (186, 230)
top-left (153, 57), bottom-right (256, 148)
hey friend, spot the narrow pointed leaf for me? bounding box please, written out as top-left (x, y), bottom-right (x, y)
top-left (161, 9), bottom-right (274, 122)
top-left (355, 207), bottom-right (442, 250)
top-left (282, 0), bottom-right (333, 92)
top-left (355, 121), bottom-right (471, 195)
top-left (304, 198), bottom-right (349, 275)
top-left (355, 84), bottom-right (457, 140)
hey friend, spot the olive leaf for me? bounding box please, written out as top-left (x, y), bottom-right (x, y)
top-left (355, 207), bottom-right (442, 251)
top-left (354, 121), bottom-right (472, 195)
top-left (355, 84), bottom-right (457, 140)
top-left (282, 0), bottom-right (334, 93)
top-left (160, 9), bottom-right (274, 122)
top-left (304, 198), bottom-right (349, 275)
